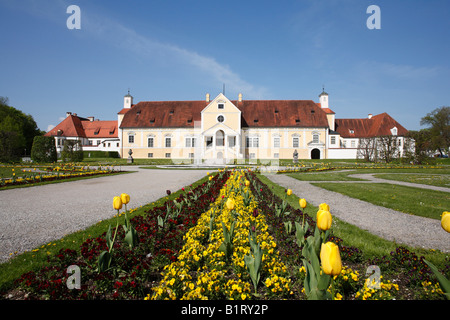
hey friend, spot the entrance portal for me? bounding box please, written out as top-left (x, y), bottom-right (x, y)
top-left (216, 151), bottom-right (224, 164)
top-left (311, 148), bottom-right (320, 159)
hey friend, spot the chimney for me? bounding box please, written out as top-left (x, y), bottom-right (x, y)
top-left (238, 93), bottom-right (243, 102)
top-left (206, 93), bottom-right (210, 103)
top-left (66, 112), bottom-right (72, 118)
top-left (368, 114), bottom-right (373, 119)
top-left (88, 116), bottom-right (94, 122)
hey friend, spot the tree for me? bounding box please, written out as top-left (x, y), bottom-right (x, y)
top-left (61, 140), bottom-right (84, 162)
top-left (377, 135), bottom-right (401, 163)
top-left (0, 97), bottom-right (41, 162)
top-left (357, 138), bottom-right (378, 162)
top-left (420, 106), bottom-right (450, 156)
top-left (31, 136), bottom-right (57, 163)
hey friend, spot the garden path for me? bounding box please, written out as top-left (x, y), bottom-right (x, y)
top-left (0, 167), bottom-right (209, 263)
top-left (348, 173), bottom-right (450, 193)
top-left (265, 173), bottom-right (449, 253)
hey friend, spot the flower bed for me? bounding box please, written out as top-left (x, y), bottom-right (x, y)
top-left (0, 165), bottom-right (122, 188)
top-left (2, 169), bottom-right (449, 300)
top-left (151, 170), bottom-right (292, 300)
top-left (8, 171), bottom-right (230, 299)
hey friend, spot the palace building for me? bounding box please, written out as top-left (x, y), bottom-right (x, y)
top-left (46, 89), bottom-right (410, 162)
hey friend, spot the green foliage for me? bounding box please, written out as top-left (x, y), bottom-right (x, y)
top-left (245, 229), bottom-right (263, 293)
top-left (83, 151), bottom-right (119, 158)
top-left (61, 140), bottom-right (84, 162)
top-left (31, 136), bottom-right (57, 163)
top-left (219, 220), bottom-right (236, 261)
top-left (0, 98), bottom-right (40, 162)
top-left (420, 106), bottom-right (450, 156)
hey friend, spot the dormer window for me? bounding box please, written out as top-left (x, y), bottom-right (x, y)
top-left (391, 127), bottom-right (398, 136)
top-left (169, 110), bottom-right (174, 115)
top-left (349, 129), bottom-right (354, 134)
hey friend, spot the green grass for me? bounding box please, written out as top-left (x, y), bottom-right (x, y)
top-left (257, 173), bottom-right (447, 267)
top-left (285, 167), bottom-right (450, 182)
top-left (286, 170), bottom-right (367, 181)
top-left (311, 183), bottom-right (449, 220)
top-left (374, 173), bottom-right (450, 188)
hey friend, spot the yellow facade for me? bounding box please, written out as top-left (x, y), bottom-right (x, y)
top-left (120, 93), bottom-right (329, 162)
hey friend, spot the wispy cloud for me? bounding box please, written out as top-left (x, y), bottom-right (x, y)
top-left (2, 0), bottom-right (267, 99)
top-left (377, 62), bottom-right (439, 79)
top-left (80, 5), bottom-right (268, 99)
top-left (354, 60), bottom-right (440, 83)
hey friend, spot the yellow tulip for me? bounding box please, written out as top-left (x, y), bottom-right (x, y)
top-left (320, 242), bottom-right (342, 276)
top-left (245, 180), bottom-right (250, 187)
top-left (317, 210), bottom-right (332, 231)
top-left (120, 193), bottom-right (130, 205)
top-left (226, 198), bottom-right (235, 210)
top-left (442, 211), bottom-right (450, 233)
top-left (113, 196), bottom-right (123, 210)
top-left (319, 203), bottom-right (330, 212)
top-left (299, 198), bottom-right (307, 209)
top-left (287, 189), bottom-right (292, 196)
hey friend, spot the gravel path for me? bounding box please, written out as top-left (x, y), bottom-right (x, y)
top-left (265, 173), bottom-right (450, 253)
top-left (0, 167), bottom-right (210, 263)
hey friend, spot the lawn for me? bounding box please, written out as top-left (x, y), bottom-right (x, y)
top-left (311, 182), bottom-right (449, 220)
top-left (374, 173), bottom-right (450, 188)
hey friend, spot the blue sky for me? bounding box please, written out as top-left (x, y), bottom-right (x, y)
top-left (0, 0), bottom-right (449, 132)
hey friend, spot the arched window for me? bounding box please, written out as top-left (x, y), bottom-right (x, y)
top-left (216, 130), bottom-right (225, 146)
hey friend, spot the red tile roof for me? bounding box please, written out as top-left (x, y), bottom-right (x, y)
top-left (335, 112), bottom-right (408, 138)
top-left (45, 115), bottom-right (118, 138)
top-left (82, 120), bottom-right (118, 138)
top-left (119, 100), bottom-right (330, 128)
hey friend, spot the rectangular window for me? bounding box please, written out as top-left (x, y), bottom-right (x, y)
top-left (246, 137), bottom-right (259, 148)
top-left (249, 153), bottom-right (256, 159)
top-left (185, 138), bottom-right (191, 148)
top-left (274, 137), bottom-right (280, 148)
top-left (165, 137), bottom-right (171, 148)
top-left (218, 103), bottom-right (224, 109)
top-left (228, 136), bottom-right (236, 147)
top-left (274, 153), bottom-right (279, 159)
top-left (312, 134), bottom-right (319, 144)
top-left (148, 153), bottom-right (153, 158)
top-left (206, 136), bottom-right (213, 147)
top-left (331, 136), bottom-right (336, 145)
top-left (351, 140), bottom-right (356, 148)
top-left (148, 137), bottom-right (154, 148)
top-left (165, 153), bottom-right (171, 158)
top-left (293, 137), bottom-right (299, 148)
top-left (128, 135), bottom-right (134, 143)
top-left (189, 153), bottom-right (194, 158)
